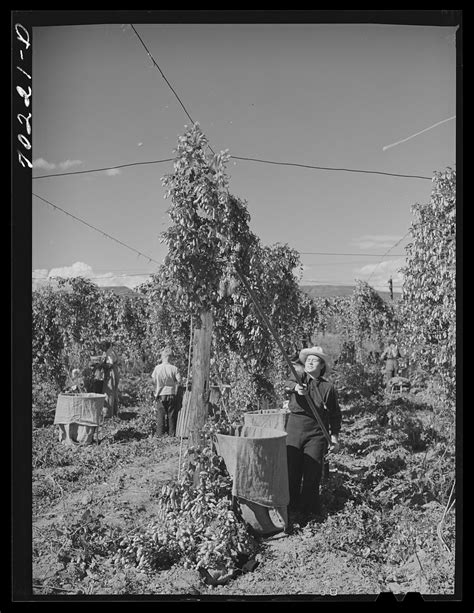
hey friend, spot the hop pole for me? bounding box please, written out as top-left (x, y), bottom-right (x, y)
top-left (232, 264), bottom-right (332, 445)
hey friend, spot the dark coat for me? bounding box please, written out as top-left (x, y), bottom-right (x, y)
top-left (284, 371), bottom-right (342, 436)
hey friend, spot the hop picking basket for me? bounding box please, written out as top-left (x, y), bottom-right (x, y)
top-left (54, 393), bottom-right (106, 445)
top-left (243, 408), bottom-right (290, 432)
top-left (216, 425), bottom-right (289, 536)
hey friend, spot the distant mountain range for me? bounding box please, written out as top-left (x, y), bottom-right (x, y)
top-left (99, 285), bottom-right (137, 296)
top-left (300, 285), bottom-right (400, 301)
top-left (100, 284), bottom-right (400, 301)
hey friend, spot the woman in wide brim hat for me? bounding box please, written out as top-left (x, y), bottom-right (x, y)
top-left (284, 346), bottom-right (341, 520)
top-left (298, 346), bottom-right (330, 370)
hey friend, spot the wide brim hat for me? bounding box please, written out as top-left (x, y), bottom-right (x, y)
top-left (299, 346), bottom-right (329, 366)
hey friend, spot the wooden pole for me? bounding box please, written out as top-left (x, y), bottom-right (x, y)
top-left (188, 309), bottom-right (213, 447)
top-left (233, 266), bottom-right (332, 445)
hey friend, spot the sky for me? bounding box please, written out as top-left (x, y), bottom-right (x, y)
top-left (29, 17), bottom-right (458, 292)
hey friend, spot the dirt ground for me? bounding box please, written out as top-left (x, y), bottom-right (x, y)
top-left (33, 439), bottom-right (377, 598)
top-left (32, 402), bottom-right (454, 600)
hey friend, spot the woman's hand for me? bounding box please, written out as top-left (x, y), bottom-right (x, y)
top-left (329, 435), bottom-right (340, 453)
top-left (295, 383), bottom-right (308, 395)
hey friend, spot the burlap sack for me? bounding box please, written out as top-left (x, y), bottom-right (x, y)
top-left (54, 393), bottom-right (106, 426)
top-left (216, 426), bottom-right (289, 535)
top-left (54, 393), bottom-right (105, 446)
top-left (243, 409), bottom-right (290, 433)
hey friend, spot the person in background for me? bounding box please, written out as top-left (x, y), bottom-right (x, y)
top-left (88, 354), bottom-right (105, 393)
top-left (284, 346), bottom-right (341, 521)
top-left (151, 347), bottom-right (182, 436)
top-left (380, 338), bottom-right (402, 391)
top-left (100, 340), bottom-right (120, 417)
top-left (65, 368), bottom-right (86, 393)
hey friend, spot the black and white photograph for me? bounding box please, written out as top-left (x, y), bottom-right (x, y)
top-left (12, 10), bottom-right (462, 603)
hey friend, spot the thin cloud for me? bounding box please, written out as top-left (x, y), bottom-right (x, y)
top-left (105, 168), bottom-right (121, 176)
top-left (33, 158), bottom-right (56, 170)
top-left (32, 262), bottom-right (151, 290)
top-left (58, 159), bottom-right (83, 170)
top-left (383, 116), bottom-right (455, 152)
top-left (33, 268), bottom-right (49, 279)
top-left (48, 262), bottom-right (94, 278)
top-left (33, 158), bottom-right (83, 171)
top-left (32, 268), bottom-right (50, 291)
top-left (352, 235), bottom-right (404, 250)
top-left (32, 262), bottom-right (92, 291)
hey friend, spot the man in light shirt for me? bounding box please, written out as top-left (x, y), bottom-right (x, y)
top-left (151, 347), bottom-right (182, 436)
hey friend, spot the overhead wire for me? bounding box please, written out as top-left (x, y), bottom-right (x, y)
top-left (302, 280), bottom-right (403, 287)
top-left (32, 275), bottom-right (403, 290)
top-left (33, 193), bottom-right (161, 266)
top-left (127, 25), bottom-right (431, 180)
top-left (299, 251), bottom-right (405, 257)
top-left (32, 156), bottom-right (433, 182)
top-left (130, 25), bottom-right (194, 127)
top-left (32, 272), bottom-right (154, 280)
top-left (32, 189), bottom-right (409, 267)
top-left (32, 259), bottom-right (401, 279)
top-left (32, 272), bottom-right (404, 284)
top-left (126, 24), bottom-right (424, 293)
top-left (125, 19), bottom-right (431, 298)
top-left (30, 27), bottom-right (433, 184)
top-left (30, 23), bottom-right (432, 183)
top-left (126, 30), bottom-right (414, 293)
top-left (231, 156), bottom-right (432, 180)
top-left (130, 24), bottom-right (215, 156)
top-left (366, 230), bottom-right (412, 284)
top-left (32, 158), bottom-right (174, 180)
top-left (31, 23), bottom-right (431, 286)
top-left (33, 189), bottom-right (408, 286)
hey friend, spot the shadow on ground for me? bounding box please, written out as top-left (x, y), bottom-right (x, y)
top-left (118, 411), bottom-right (138, 421)
top-left (111, 428), bottom-right (148, 442)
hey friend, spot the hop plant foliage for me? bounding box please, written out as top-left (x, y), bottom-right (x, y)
top-left (160, 123), bottom-right (255, 320)
top-left (114, 421), bottom-right (258, 576)
top-left (400, 168), bottom-right (456, 399)
top-left (32, 277), bottom-right (150, 389)
top-left (156, 123), bottom-right (317, 386)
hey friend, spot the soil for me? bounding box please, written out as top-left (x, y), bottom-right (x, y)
top-left (32, 401), bottom-right (454, 600)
